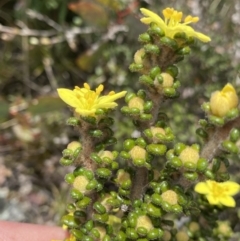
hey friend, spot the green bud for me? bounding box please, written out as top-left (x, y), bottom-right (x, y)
top-left (137, 227), bottom-right (148, 236)
top-left (60, 157), bottom-right (73, 166)
top-left (71, 229), bottom-right (84, 240)
top-left (139, 75), bottom-right (154, 86)
top-left (121, 106), bottom-right (131, 115)
top-left (123, 139), bottom-right (135, 151)
top-left (163, 87), bottom-right (176, 97)
top-left (126, 228), bottom-right (138, 240)
top-left (62, 149), bottom-right (73, 158)
top-left (204, 169), bottom-right (215, 179)
top-left (105, 137), bottom-right (117, 146)
top-left (209, 116), bottom-right (224, 126)
top-left (144, 101), bottom-right (153, 113)
top-left (129, 63), bottom-right (143, 72)
top-left (73, 167), bottom-right (84, 176)
top-left (61, 215), bottom-right (79, 228)
top-left (90, 153), bottom-right (102, 164)
top-left (89, 129), bottom-right (103, 138)
top-left (148, 23), bottom-right (165, 37)
top-left (144, 44), bottom-right (160, 55)
top-left (137, 89), bottom-right (146, 99)
top-left (147, 144), bottom-right (167, 156)
top-left (86, 179), bottom-right (98, 190)
top-left (183, 161), bottom-right (196, 171)
top-left (172, 204), bottom-right (183, 213)
top-left (178, 46), bottom-right (191, 55)
top-left (183, 172), bottom-right (198, 181)
top-left (174, 32), bottom-right (187, 41)
top-left (226, 108), bottom-right (239, 119)
top-left (66, 117), bottom-right (80, 126)
top-left (150, 66), bottom-right (161, 79)
top-left (136, 138), bottom-right (147, 147)
top-left (130, 107), bottom-right (141, 115)
top-left (222, 140), bottom-right (238, 154)
top-left (95, 108), bottom-right (106, 115)
top-left (151, 193), bottom-right (163, 206)
top-left (116, 231), bottom-right (126, 241)
top-left (166, 65), bottom-right (178, 78)
top-left (140, 113), bottom-right (153, 121)
top-left (196, 128), bottom-right (208, 139)
top-left (65, 173), bottom-right (75, 184)
top-left (96, 168), bottom-right (112, 178)
top-left (128, 215), bottom-right (137, 228)
top-left (81, 116), bottom-right (96, 125)
top-left (91, 229), bottom-right (100, 239)
top-left (93, 213), bottom-right (109, 223)
top-left (196, 158), bottom-right (208, 172)
top-left (138, 33), bottom-right (151, 43)
top-left (160, 36), bottom-right (178, 49)
top-left (147, 228), bottom-right (163, 240)
top-left (169, 157), bottom-right (183, 169)
top-left (76, 196), bottom-right (91, 208)
top-left (174, 143), bottom-right (186, 155)
top-left (120, 151), bottom-right (131, 159)
top-left (71, 188), bottom-right (84, 200)
top-left (93, 202), bottom-right (107, 214)
top-left (230, 128), bottom-right (240, 142)
top-left (103, 235), bottom-right (111, 241)
top-left (133, 158), bottom-right (146, 167)
top-left (67, 204), bottom-right (76, 212)
top-left (147, 203), bottom-right (162, 217)
top-left (125, 93), bottom-right (136, 103)
top-left (74, 210), bottom-right (86, 218)
top-left (85, 220), bottom-right (93, 231)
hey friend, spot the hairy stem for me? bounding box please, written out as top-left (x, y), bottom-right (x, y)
top-left (201, 116), bottom-right (240, 162)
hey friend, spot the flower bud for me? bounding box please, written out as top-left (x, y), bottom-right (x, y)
top-left (134, 48), bottom-right (145, 64)
top-left (128, 97), bottom-right (145, 111)
top-left (210, 83), bottom-right (238, 117)
top-left (129, 146), bottom-right (147, 160)
top-left (73, 175), bottom-right (89, 194)
top-left (179, 146), bottom-right (200, 166)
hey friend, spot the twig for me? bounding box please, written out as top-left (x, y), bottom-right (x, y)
top-left (43, 57), bottom-right (58, 91)
top-left (26, 9), bottom-right (62, 31)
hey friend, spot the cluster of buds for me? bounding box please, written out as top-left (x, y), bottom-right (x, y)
top-left (166, 143), bottom-right (209, 181)
top-left (120, 137), bottom-right (168, 169)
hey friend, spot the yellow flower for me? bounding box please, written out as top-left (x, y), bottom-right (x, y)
top-left (140, 8), bottom-right (211, 42)
top-left (210, 83), bottom-right (239, 117)
top-left (194, 180), bottom-right (240, 207)
top-left (57, 83), bottom-right (127, 116)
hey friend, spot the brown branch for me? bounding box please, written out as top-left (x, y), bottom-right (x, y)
top-left (200, 116), bottom-right (240, 162)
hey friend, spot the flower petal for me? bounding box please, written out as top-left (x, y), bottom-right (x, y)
top-left (206, 194), bottom-right (219, 205)
top-left (219, 196), bottom-right (236, 207)
top-left (221, 181), bottom-right (240, 196)
top-left (194, 182), bottom-right (210, 194)
top-left (57, 88), bottom-right (80, 108)
top-left (140, 8), bottom-right (165, 27)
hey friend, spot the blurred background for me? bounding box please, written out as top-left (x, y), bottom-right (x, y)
top-left (0, 0), bottom-right (239, 227)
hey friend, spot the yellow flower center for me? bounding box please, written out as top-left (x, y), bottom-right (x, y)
top-left (128, 97), bottom-right (144, 110)
top-left (163, 8), bottom-right (199, 27)
top-left (136, 215), bottom-right (153, 231)
top-left (161, 190), bottom-right (178, 205)
top-left (74, 83), bottom-right (103, 110)
top-left (99, 150), bottom-right (114, 160)
top-left (129, 146), bottom-right (146, 160)
top-left (151, 127), bottom-right (166, 136)
top-left (179, 146), bottom-right (199, 164)
top-left (211, 182), bottom-right (226, 197)
top-left (73, 176), bottom-right (89, 194)
top-left (161, 73), bottom-right (174, 87)
top-left (116, 170), bottom-right (130, 183)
